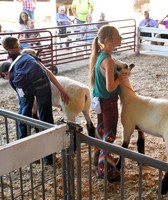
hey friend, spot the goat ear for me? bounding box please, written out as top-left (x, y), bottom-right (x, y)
top-left (129, 64), bottom-right (135, 70)
top-left (36, 49), bottom-right (43, 56)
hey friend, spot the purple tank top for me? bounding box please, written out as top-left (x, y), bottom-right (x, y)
top-left (164, 20), bottom-right (168, 29)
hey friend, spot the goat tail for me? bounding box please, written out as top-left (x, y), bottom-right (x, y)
top-left (84, 88), bottom-right (91, 103)
top-left (85, 94), bottom-right (88, 102)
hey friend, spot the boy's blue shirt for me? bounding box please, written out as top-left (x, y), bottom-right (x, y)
top-left (9, 53), bottom-right (46, 90)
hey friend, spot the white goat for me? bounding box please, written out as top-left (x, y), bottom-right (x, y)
top-left (51, 75), bottom-right (95, 137)
top-left (116, 61), bottom-right (168, 195)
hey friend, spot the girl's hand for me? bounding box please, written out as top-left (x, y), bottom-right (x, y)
top-left (117, 72), bottom-right (128, 83)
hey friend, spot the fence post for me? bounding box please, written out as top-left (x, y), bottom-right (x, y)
top-left (136, 26), bottom-right (140, 55)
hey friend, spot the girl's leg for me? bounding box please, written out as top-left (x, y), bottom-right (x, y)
top-left (93, 114), bottom-right (103, 166)
top-left (97, 95), bottom-right (120, 181)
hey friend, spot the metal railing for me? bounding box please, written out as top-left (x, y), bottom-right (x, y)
top-left (0, 19), bottom-right (136, 71)
top-left (0, 108), bottom-right (168, 199)
top-left (0, 109), bottom-right (79, 200)
top-left (137, 27), bottom-right (168, 57)
top-left (75, 133), bottom-right (168, 200)
top-left (0, 29), bottom-right (54, 69)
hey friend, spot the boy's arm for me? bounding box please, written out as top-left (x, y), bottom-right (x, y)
top-left (38, 61), bottom-right (70, 104)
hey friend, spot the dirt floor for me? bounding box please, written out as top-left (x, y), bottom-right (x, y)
top-left (1, 53), bottom-right (168, 199)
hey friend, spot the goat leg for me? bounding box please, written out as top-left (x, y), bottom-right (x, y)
top-left (136, 128), bottom-right (145, 154)
top-left (116, 141), bottom-right (129, 171)
top-left (161, 172), bottom-right (168, 195)
top-left (32, 113), bottom-right (39, 133)
top-left (86, 121), bottom-right (95, 137)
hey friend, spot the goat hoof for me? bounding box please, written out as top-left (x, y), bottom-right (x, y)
top-left (156, 186), bottom-right (168, 195)
top-left (161, 184), bottom-right (168, 195)
top-left (86, 124), bottom-right (95, 137)
top-left (35, 127), bottom-right (39, 133)
top-left (108, 172), bottom-right (120, 183)
top-left (160, 173), bottom-right (168, 195)
top-left (93, 150), bottom-right (100, 166)
top-left (115, 161), bottom-right (121, 171)
top-left (161, 188), bottom-right (168, 195)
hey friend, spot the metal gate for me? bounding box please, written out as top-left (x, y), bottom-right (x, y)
top-left (0, 108), bottom-right (168, 199)
top-left (0, 19), bottom-right (136, 70)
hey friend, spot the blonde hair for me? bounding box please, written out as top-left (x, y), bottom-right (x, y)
top-left (89, 25), bottom-right (118, 87)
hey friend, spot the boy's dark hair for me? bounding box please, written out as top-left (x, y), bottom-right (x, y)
top-left (2, 36), bottom-right (18, 50)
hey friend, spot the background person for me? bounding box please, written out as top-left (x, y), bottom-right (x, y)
top-left (16, 0), bottom-right (36, 20)
top-left (18, 11), bottom-right (31, 48)
top-left (139, 11), bottom-right (158, 39)
top-left (89, 25), bottom-right (127, 182)
top-left (81, 14), bottom-right (98, 43)
top-left (56, 6), bottom-right (73, 48)
top-left (24, 19), bottom-right (41, 46)
top-left (71, 0), bottom-right (94, 24)
top-left (95, 12), bottom-right (119, 55)
top-left (155, 14), bottom-right (168, 45)
top-left (96, 12), bottom-right (109, 29)
top-left (56, 5), bottom-right (72, 27)
top-left (19, 11), bottom-right (30, 31)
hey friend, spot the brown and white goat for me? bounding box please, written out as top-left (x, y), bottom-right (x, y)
top-left (116, 60), bottom-right (168, 195)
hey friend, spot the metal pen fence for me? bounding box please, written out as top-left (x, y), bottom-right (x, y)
top-left (1, 19), bottom-right (168, 199)
top-left (0, 108), bottom-right (168, 199)
top-left (0, 109), bottom-right (78, 200)
top-left (137, 27), bottom-right (168, 57)
top-left (0, 19), bottom-right (136, 71)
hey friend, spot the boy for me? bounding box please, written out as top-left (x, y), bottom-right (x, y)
top-left (2, 36), bottom-right (69, 165)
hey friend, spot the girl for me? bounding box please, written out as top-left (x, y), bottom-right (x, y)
top-left (89, 25), bottom-right (126, 182)
top-left (19, 11), bottom-right (30, 31)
